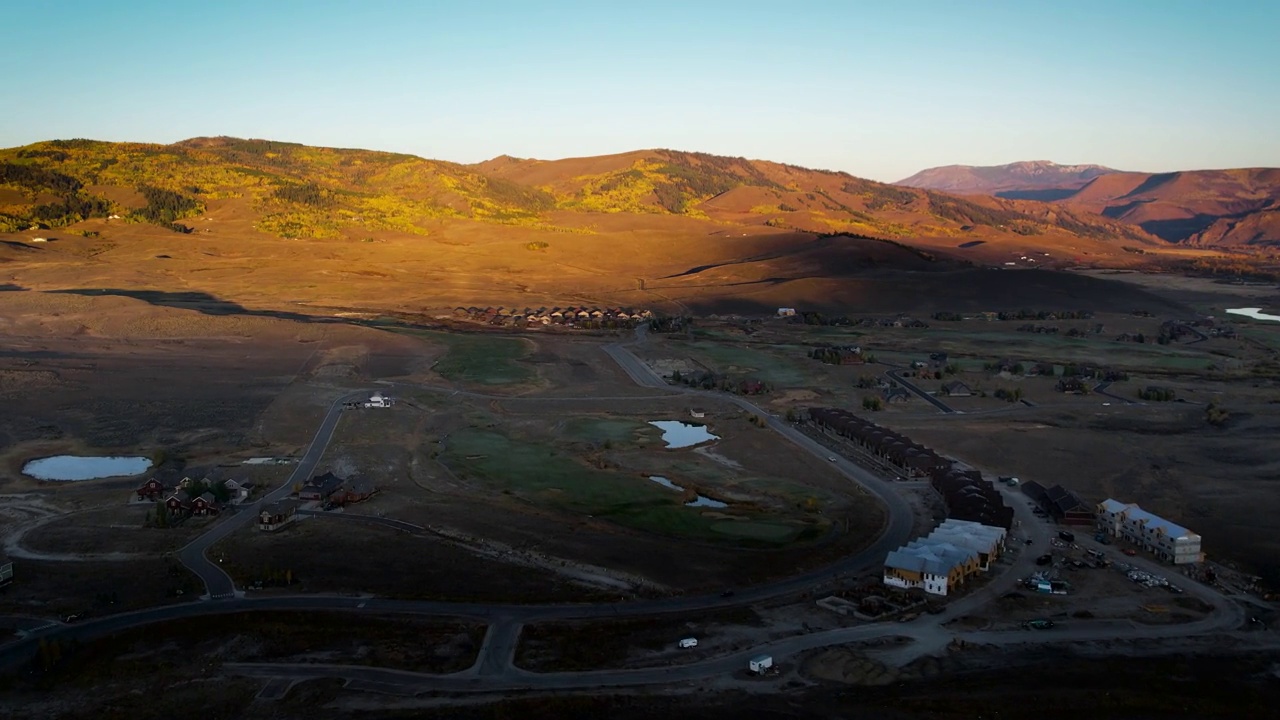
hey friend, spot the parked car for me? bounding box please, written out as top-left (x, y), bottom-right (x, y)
top-left (1058, 530), bottom-right (1076, 542)
top-left (1024, 619), bottom-right (1055, 630)
top-left (678, 637), bottom-right (698, 649)
top-left (1123, 549), bottom-right (1137, 557)
top-left (1036, 554), bottom-right (1053, 566)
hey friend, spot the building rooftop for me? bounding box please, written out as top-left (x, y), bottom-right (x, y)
top-left (1123, 505), bottom-right (1198, 541)
top-left (1099, 498), bottom-right (1133, 514)
top-left (925, 519), bottom-right (1007, 554)
top-left (886, 540), bottom-right (979, 577)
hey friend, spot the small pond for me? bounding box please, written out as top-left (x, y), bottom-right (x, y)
top-left (649, 420), bottom-right (719, 449)
top-left (648, 475), bottom-right (729, 509)
top-left (1226, 307), bottom-right (1280, 322)
top-left (22, 455), bottom-right (152, 481)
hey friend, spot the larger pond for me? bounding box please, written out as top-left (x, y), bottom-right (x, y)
top-left (1226, 307), bottom-right (1280, 322)
top-left (649, 420), bottom-right (719, 449)
top-left (22, 455), bottom-right (152, 481)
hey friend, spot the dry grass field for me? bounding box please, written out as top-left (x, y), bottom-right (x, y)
top-left (246, 379), bottom-right (888, 596)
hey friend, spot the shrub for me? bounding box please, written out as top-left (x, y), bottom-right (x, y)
top-left (1205, 401), bottom-right (1229, 426)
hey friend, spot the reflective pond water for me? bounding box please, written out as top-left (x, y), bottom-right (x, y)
top-left (1226, 307), bottom-right (1280, 322)
top-left (22, 455), bottom-right (153, 481)
top-left (649, 420), bottom-right (720, 448)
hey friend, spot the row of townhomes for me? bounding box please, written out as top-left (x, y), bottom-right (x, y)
top-left (1022, 481), bottom-right (1095, 525)
top-left (931, 467), bottom-right (1015, 531)
top-left (883, 519), bottom-right (1008, 596)
top-left (1097, 499), bottom-right (1205, 564)
top-left (808, 408), bottom-right (952, 478)
top-left (452, 306), bottom-right (652, 327)
top-left (808, 406), bottom-right (1013, 530)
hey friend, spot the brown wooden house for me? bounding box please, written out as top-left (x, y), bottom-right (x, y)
top-left (300, 471), bottom-right (345, 501)
top-left (136, 478), bottom-right (168, 501)
top-left (165, 490), bottom-right (193, 516)
top-left (259, 499), bottom-right (301, 531)
top-left (329, 479), bottom-right (378, 506)
top-left (191, 492), bottom-right (221, 517)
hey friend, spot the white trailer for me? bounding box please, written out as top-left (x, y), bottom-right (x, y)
top-left (748, 654), bottom-right (773, 674)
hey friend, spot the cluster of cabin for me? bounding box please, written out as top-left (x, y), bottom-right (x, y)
top-left (137, 475), bottom-right (253, 518)
top-left (809, 345), bottom-right (866, 365)
top-left (783, 313), bottom-right (929, 328)
top-left (452, 305), bottom-right (652, 328)
top-left (672, 370), bottom-right (768, 395)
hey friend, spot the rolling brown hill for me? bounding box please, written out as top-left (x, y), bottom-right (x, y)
top-left (0, 138), bottom-right (1157, 248)
top-left (469, 148), bottom-right (1154, 249)
top-left (0, 137), bottom-right (1213, 317)
top-left (899, 160), bottom-right (1280, 248)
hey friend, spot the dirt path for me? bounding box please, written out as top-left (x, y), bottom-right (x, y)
top-left (0, 497), bottom-right (148, 562)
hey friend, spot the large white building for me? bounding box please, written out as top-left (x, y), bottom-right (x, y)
top-left (1097, 499), bottom-right (1204, 565)
top-left (364, 392), bottom-right (393, 408)
top-left (883, 519), bottom-right (1007, 596)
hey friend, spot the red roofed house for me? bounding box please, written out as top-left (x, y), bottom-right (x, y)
top-left (136, 477), bottom-right (168, 501)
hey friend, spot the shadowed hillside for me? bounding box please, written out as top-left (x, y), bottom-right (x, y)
top-left (1064, 168), bottom-right (1280, 246)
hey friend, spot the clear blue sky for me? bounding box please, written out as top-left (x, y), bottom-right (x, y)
top-left (2, 0), bottom-right (1277, 181)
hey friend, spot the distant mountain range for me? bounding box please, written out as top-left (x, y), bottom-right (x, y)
top-left (898, 161), bottom-right (1280, 246)
top-left (896, 161), bottom-right (1118, 200)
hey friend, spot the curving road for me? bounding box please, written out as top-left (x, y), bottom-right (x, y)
top-left (176, 390), bottom-right (372, 599)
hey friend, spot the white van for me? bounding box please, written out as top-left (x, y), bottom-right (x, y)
top-left (678, 637), bottom-right (698, 649)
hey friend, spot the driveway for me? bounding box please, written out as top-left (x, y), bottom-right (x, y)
top-left (884, 369), bottom-right (956, 414)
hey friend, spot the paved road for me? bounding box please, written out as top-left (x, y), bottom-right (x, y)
top-left (176, 389), bottom-right (371, 599)
top-left (221, 602), bottom-right (1262, 695)
top-left (885, 369), bottom-right (956, 414)
top-left (1093, 380), bottom-right (1137, 404)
